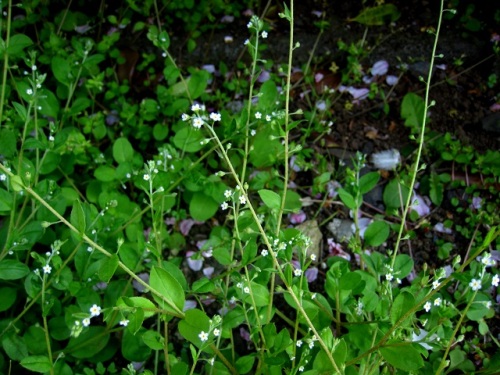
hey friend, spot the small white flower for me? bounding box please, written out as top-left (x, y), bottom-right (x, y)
top-left (87, 246), bottom-right (93, 252)
top-left (0, 174), bottom-right (6, 181)
top-left (294, 268), bottom-right (302, 277)
top-left (192, 117), bottom-right (204, 129)
top-left (423, 301), bottom-right (432, 312)
top-left (469, 278), bottom-right (482, 291)
top-left (32, 65), bottom-right (37, 71)
top-left (119, 319), bottom-right (129, 326)
top-left (221, 202), bottom-right (229, 210)
top-left (247, 21), bottom-right (252, 28)
top-left (299, 366), bottom-right (304, 372)
top-left (208, 357), bottom-right (215, 366)
top-left (310, 254), bottom-right (317, 261)
top-left (82, 318), bottom-right (91, 327)
top-left (181, 113), bottom-right (189, 121)
top-left (224, 190), bottom-right (232, 199)
top-left (492, 274), bottom-right (499, 287)
top-left (243, 287), bottom-right (250, 294)
top-left (266, 115), bottom-right (271, 121)
top-left (396, 278), bottom-right (402, 284)
top-left (244, 39), bottom-right (249, 45)
top-left (434, 297), bottom-right (442, 306)
top-left (432, 280), bottom-right (440, 290)
top-left (209, 112), bottom-right (221, 121)
top-left (308, 341), bottom-right (314, 349)
top-left (261, 249), bottom-right (268, 256)
top-left (43, 264), bottom-right (51, 274)
top-left (296, 340), bottom-right (303, 347)
top-left (386, 273), bottom-right (394, 282)
top-left (236, 282), bottom-right (242, 288)
top-left (89, 304), bottom-right (101, 317)
top-left (239, 195), bottom-right (246, 205)
top-left (48, 135), bottom-right (54, 142)
top-left (250, 129), bottom-right (256, 136)
top-left (261, 31), bottom-right (268, 38)
top-left (27, 88), bottom-right (33, 95)
top-left (486, 301), bottom-right (492, 309)
top-left (224, 35), bottom-right (234, 43)
top-left (255, 112), bottom-right (262, 119)
top-left (199, 331), bottom-right (209, 342)
top-left (191, 104), bottom-right (202, 112)
top-left (143, 174), bottom-right (150, 181)
top-left (213, 328), bottom-right (220, 337)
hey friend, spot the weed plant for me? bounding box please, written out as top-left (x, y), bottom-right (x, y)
top-left (0, 0), bottom-right (499, 374)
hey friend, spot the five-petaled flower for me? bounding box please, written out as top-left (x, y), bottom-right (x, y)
top-left (221, 202), bottom-right (229, 210)
top-left (492, 274), bottom-right (499, 287)
top-left (434, 298), bottom-right (442, 306)
top-left (192, 117), bottom-right (204, 129)
top-left (255, 112), bottom-right (262, 119)
top-left (239, 195), bottom-right (246, 205)
top-left (213, 328), bottom-right (220, 337)
top-left (119, 319), bottom-right (129, 326)
top-left (261, 31), bottom-right (268, 38)
top-left (82, 318), bottom-right (91, 327)
top-left (90, 304), bottom-right (101, 317)
top-left (424, 301), bottom-right (432, 312)
top-left (209, 112), bottom-right (221, 121)
top-left (469, 278), bottom-right (482, 291)
top-left (199, 331), bottom-right (208, 342)
top-left (43, 264), bottom-right (52, 274)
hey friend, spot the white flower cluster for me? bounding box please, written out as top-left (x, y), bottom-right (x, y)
top-left (181, 103), bottom-right (221, 129)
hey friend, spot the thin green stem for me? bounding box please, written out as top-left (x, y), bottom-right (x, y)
top-left (435, 289), bottom-right (478, 374)
top-left (0, 0), bottom-right (12, 126)
top-left (391, 0), bottom-right (445, 268)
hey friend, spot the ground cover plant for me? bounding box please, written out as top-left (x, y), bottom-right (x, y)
top-left (0, 0), bottom-right (499, 374)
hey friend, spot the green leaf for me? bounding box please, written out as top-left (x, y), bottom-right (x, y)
top-left (70, 200), bottom-right (86, 233)
top-left (10, 175), bottom-right (24, 192)
top-left (189, 192), bottom-right (218, 221)
top-left (244, 281), bottom-right (270, 306)
top-left (122, 328), bottom-right (151, 362)
top-left (401, 93), bottom-right (425, 132)
top-left (0, 287), bottom-right (17, 312)
top-left (178, 308), bottom-right (211, 348)
top-left (150, 266), bottom-right (185, 315)
top-left (0, 129), bottom-right (17, 157)
top-left (20, 355), bottom-right (52, 373)
top-left (359, 172), bottom-right (380, 194)
top-left (383, 179), bottom-right (410, 209)
top-left (364, 220), bottom-right (390, 247)
top-left (258, 189), bottom-right (281, 210)
top-left (94, 165), bottom-right (116, 182)
top-left (394, 254), bottom-right (414, 278)
top-left (339, 272), bottom-right (361, 290)
top-left (379, 342), bottom-right (424, 371)
top-left (51, 55), bottom-right (72, 86)
top-left (7, 34), bottom-right (33, 56)
top-left (2, 334), bottom-right (28, 360)
top-left (284, 190), bottom-right (302, 212)
top-left (113, 137), bottom-right (134, 164)
top-left (0, 260), bottom-right (30, 280)
top-left (173, 124), bottom-right (205, 153)
top-left (429, 171), bottom-right (444, 206)
top-left (390, 291), bottom-right (415, 326)
top-left (236, 355), bottom-right (255, 374)
top-left (98, 254), bottom-right (119, 283)
top-left (337, 188), bottom-right (357, 210)
top-left (350, 4), bottom-right (400, 26)
top-left (12, 102), bottom-right (27, 121)
top-left (65, 327), bottom-right (109, 359)
top-left (0, 188), bottom-right (13, 212)
top-left (142, 330), bottom-right (164, 350)
top-left (187, 70), bottom-right (209, 99)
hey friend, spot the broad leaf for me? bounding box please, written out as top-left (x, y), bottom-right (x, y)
top-left (379, 342), bottom-right (424, 371)
top-left (258, 189), bottom-right (281, 210)
top-left (149, 266), bottom-right (184, 315)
